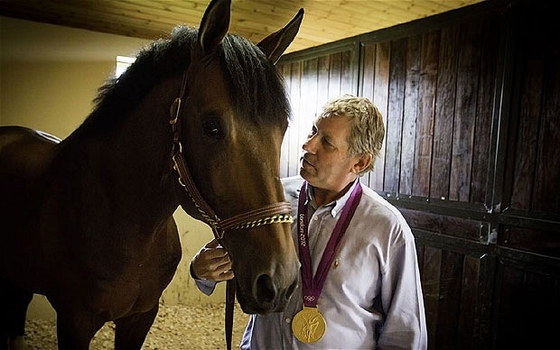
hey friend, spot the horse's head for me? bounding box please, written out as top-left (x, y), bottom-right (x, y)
top-left (172, 0), bottom-right (303, 314)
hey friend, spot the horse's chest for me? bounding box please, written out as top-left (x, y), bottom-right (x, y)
top-left (91, 264), bottom-right (171, 317)
top-left (80, 242), bottom-right (181, 315)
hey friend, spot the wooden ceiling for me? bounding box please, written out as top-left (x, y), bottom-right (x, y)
top-left (0, 0), bottom-right (484, 54)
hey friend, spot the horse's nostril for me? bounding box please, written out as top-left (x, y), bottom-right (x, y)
top-left (255, 274), bottom-right (277, 305)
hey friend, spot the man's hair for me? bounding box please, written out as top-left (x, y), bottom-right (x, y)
top-left (318, 94), bottom-right (385, 173)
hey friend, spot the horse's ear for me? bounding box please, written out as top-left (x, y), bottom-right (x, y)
top-left (257, 8), bottom-right (304, 65)
top-left (197, 0), bottom-right (231, 54)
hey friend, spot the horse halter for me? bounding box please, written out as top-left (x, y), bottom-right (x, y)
top-left (168, 71), bottom-right (293, 241)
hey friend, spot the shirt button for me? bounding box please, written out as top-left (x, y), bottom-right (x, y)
top-left (313, 215), bottom-right (318, 221)
top-left (285, 318), bottom-right (291, 324)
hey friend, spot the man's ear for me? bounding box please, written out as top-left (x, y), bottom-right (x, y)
top-left (353, 153), bottom-right (372, 174)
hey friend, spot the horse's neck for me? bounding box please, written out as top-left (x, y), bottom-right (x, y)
top-left (50, 99), bottom-right (180, 237)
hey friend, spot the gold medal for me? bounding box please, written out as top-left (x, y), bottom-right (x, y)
top-left (291, 306), bottom-right (327, 343)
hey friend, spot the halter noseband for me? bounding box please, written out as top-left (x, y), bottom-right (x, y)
top-left (168, 71), bottom-right (293, 240)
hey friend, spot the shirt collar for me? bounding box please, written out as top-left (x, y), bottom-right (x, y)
top-left (305, 178), bottom-right (360, 217)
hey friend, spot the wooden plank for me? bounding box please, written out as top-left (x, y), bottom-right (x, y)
top-left (413, 30), bottom-right (440, 198)
top-left (228, 0), bottom-right (315, 22)
top-left (0, 1), bottom-right (170, 39)
top-left (510, 54), bottom-right (542, 211)
top-left (361, 43), bottom-right (376, 189)
top-left (384, 37), bottom-right (407, 193)
top-left (499, 226), bottom-right (560, 258)
top-left (400, 208), bottom-right (485, 242)
top-left (430, 25), bottom-right (459, 200)
top-left (522, 0), bottom-right (560, 215)
top-left (372, 41), bottom-right (391, 191)
top-left (449, 21), bottom-right (480, 202)
top-left (41, 0), bottom-right (178, 29)
top-left (298, 57), bottom-right (319, 164)
top-left (340, 50), bottom-right (354, 94)
top-left (419, 245), bottom-right (441, 350)
top-left (472, 16), bottom-right (499, 204)
top-left (435, 250), bottom-right (462, 349)
top-left (409, 0), bottom-right (476, 14)
top-left (533, 48), bottom-right (560, 214)
top-left (279, 62), bottom-right (293, 178)
top-left (287, 61), bottom-right (302, 177)
top-left (361, 44), bottom-right (376, 107)
top-left (401, 35), bottom-right (421, 195)
top-left (316, 55), bottom-right (331, 113)
top-left (361, 41), bottom-right (391, 191)
top-left (328, 51), bottom-right (343, 98)
top-left (86, 0), bottom-right (202, 26)
top-left (474, 252), bottom-right (494, 349)
top-left (457, 256), bottom-right (480, 349)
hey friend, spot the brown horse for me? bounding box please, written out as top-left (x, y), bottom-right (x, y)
top-left (0, 0), bottom-right (303, 348)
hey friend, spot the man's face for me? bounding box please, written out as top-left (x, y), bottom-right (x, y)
top-left (299, 115), bottom-right (360, 192)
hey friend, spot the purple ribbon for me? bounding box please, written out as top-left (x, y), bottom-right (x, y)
top-left (297, 181), bottom-right (362, 307)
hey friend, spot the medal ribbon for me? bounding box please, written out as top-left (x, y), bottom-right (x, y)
top-left (297, 180), bottom-right (362, 307)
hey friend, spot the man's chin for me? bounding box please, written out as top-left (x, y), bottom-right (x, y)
top-left (301, 171), bottom-right (323, 187)
top-left (299, 167), bottom-right (313, 180)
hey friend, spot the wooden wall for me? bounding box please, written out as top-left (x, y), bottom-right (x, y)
top-left (277, 0), bottom-right (559, 349)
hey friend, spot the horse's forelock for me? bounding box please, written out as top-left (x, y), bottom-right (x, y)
top-left (221, 34), bottom-right (291, 126)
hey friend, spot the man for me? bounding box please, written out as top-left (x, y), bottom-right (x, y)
top-left (191, 95), bottom-right (427, 349)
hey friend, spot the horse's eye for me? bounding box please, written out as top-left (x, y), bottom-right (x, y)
top-left (202, 120), bottom-right (225, 139)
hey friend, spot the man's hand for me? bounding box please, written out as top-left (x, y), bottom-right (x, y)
top-left (190, 239), bottom-right (234, 282)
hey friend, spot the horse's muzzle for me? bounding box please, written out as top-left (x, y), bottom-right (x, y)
top-left (236, 274), bottom-right (298, 314)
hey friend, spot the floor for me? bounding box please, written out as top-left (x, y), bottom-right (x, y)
top-left (23, 302), bottom-right (250, 349)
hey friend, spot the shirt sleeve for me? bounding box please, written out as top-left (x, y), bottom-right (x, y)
top-left (189, 262), bottom-right (218, 296)
top-left (377, 224), bottom-right (428, 349)
top-left (239, 314), bottom-right (256, 350)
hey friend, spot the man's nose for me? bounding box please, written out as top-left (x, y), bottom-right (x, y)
top-left (302, 135), bottom-right (316, 152)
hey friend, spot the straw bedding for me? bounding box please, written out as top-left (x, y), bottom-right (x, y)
top-left (23, 302), bottom-right (250, 350)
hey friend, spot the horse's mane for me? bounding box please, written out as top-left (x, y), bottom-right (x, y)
top-left (75, 26), bottom-right (290, 137)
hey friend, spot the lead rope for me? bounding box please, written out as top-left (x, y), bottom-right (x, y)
top-left (226, 278), bottom-right (236, 350)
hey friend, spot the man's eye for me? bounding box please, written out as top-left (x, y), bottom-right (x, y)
top-left (322, 138), bottom-right (334, 148)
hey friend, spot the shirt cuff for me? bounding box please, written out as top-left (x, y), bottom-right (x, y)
top-left (190, 263), bottom-right (217, 296)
